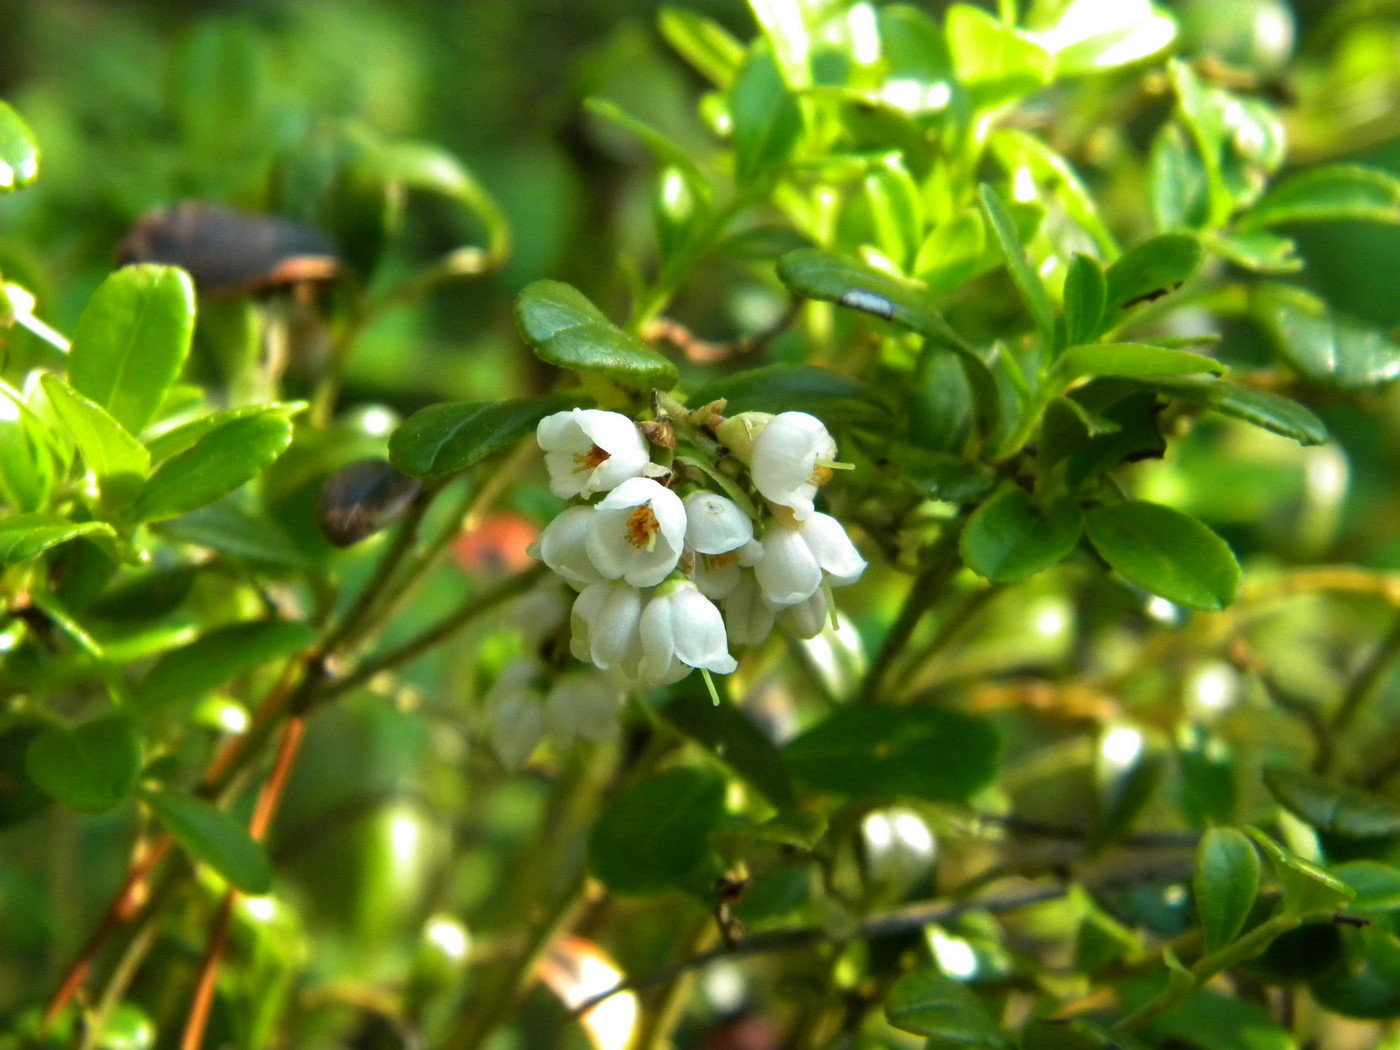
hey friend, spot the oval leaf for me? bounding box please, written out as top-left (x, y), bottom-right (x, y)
top-left (128, 412), bottom-right (294, 524)
top-left (389, 395), bottom-right (571, 479)
top-left (1195, 827), bottom-right (1261, 952)
top-left (587, 767), bottom-right (726, 896)
top-left (1063, 253), bottom-right (1107, 347)
top-left (1141, 376), bottom-right (1327, 446)
top-left (885, 967), bottom-right (1006, 1044)
top-left (1104, 232), bottom-right (1202, 312)
top-left (1056, 342), bottom-right (1225, 382)
top-left (144, 401), bottom-right (306, 463)
top-left (1247, 828), bottom-right (1354, 917)
top-left (1253, 283), bottom-right (1400, 391)
top-left (39, 375), bottom-right (150, 513)
top-left (730, 46), bottom-right (802, 186)
top-left (1264, 768), bottom-right (1400, 839)
top-left (0, 101), bottom-right (40, 192)
top-left (68, 265), bottom-right (196, 435)
top-left (662, 691), bottom-right (794, 810)
top-left (134, 619), bottom-right (316, 717)
top-left (1244, 164), bottom-right (1400, 229)
top-left (1085, 500), bottom-right (1240, 611)
top-left (515, 281), bottom-right (677, 390)
top-left (26, 714), bottom-right (141, 814)
top-left (0, 515), bottom-right (116, 567)
top-left (145, 788), bottom-right (271, 893)
top-left (784, 706), bottom-right (998, 799)
top-left (961, 490), bottom-right (1083, 583)
top-left (1334, 862), bottom-right (1400, 913)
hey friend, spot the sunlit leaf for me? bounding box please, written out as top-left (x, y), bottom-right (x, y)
top-left (145, 788), bottom-right (272, 893)
top-left (0, 101), bottom-right (40, 192)
top-left (1085, 501), bottom-right (1240, 610)
top-left (389, 395), bottom-right (571, 479)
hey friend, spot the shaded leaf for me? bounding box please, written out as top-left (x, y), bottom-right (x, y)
top-left (134, 619), bottom-right (315, 717)
top-left (961, 490), bottom-right (1083, 583)
top-left (1334, 862), bottom-right (1400, 913)
top-left (730, 46), bottom-right (802, 186)
top-left (1212, 231), bottom-right (1301, 274)
top-left (389, 395), bottom-right (570, 479)
top-left (587, 768), bottom-right (726, 896)
top-left (979, 183), bottom-right (1055, 343)
top-left (663, 691), bottom-right (794, 810)
top-left (688, 364), bottom-right (879, 426)
top-left (885, 967), bottom-right (1007, 1044)
top-left (1084, 500), bottom-right (1240, 610)
top-left (145, 788), bottom-right (272, 893)
top-left (1243, 165), bottom-right (1400, 229)
top-left (1140, 376), bottom-right (1327, 446)
top-left (26, 714), bottom-right (141, 814)
top-left (1264, 768), bottom-right (1400, 839)
top-left (1063, 253), bottom-right (1107, 346)
top-left (1196, 827), bottom-right (1261, 951)
top-left (784, 706), bottom-right (998, 799)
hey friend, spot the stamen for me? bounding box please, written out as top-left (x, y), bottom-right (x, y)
top-left (625, 504), bottom-right (661, 551)
top-left (810, 458), bottom-right (854, 486)
top-left (702, 551), bottom-right (740, 572)
top-left (572, 444), bottom-right (610, 474)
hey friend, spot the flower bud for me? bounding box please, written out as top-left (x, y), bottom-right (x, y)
top-left (713, 412), bottom-right (773, 465)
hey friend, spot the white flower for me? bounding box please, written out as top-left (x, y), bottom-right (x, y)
top-left (534, 506), bottom-right (604, 590)
top-left (750, 411), bottom-right (839, 521)
top-left (683, 491), bottom-right (753, 554)
top-left (586, 477), bottom-right (686, 588)
top-left (570, 581), bottom-right (644, 673)
top-left (484, 658), bottom-right (546, 769)
top-left (544, 670), bottom-right (625, 745)
top-left (781, 589), bottom-right (830, 639)
top-left (723, 573), bottom-right (776, 647)
top-left (754, 512), bottom-right (867, 607)
top-left (691, 538), bottom-right (763, 600)
top-left (639, 580), bottom-right (737, 684)
top-left (537, 408), bottom-right (650, 499)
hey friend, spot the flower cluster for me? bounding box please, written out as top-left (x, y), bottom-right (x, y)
top-left (529, 405), bottom-right (867, 690)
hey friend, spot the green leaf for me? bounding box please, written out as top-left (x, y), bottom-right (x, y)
top-left (515, 280), bottom-right (677, 390)
top-left (1195, 827), bottom-right (1261, 952)
top-left (1140, 376), bottom-right (1327, 446)
top-left (1043, 0), bottom-right (1176, 75)
top-left (0, 515), bottom-right (117, 567)
top-left (979, 183), bottom-right (1055, 344)
top-left (1063, 253), bottom-right (1107, 346)
top-left (657, 6), bottom-right (745, 86)
top-left (1148, 122), bottom-right (1209, 232)
top-left (585, 98), bottom-right (710, 202)
top-left (946, 4), bottom-right (1053, 107)
top-left (154, 499), bottom-right (308, 569)
top-left (1136, 985), bottom-right (1293, 1050)
top-left (1243, 164), bottom-right (1400, 229)
top-left (662, 691), bottom-right (795, 810)
top-left (688, 364), bottom-right (879, 427)
top-left (871, 445), bottom-right (998, 503)
top-left (1084, 501), bottom-right (1240, 610)
top-left (145, 788), bottom-right (272, 894)
top-left (127, 412), bottom-right (294, 524)
top-left (389, 395), bottom-right (571, 479)
top-left (587, 767), bottom-right (726, 896)
top-left (784, 706), bottom-right (998, 799)
top-left (1211, 231), bottom-right (1301, 274)
top-left (884, 967), bottom-right (1007, 1044)
top-left (134, 619), bottom-right (315, 717)
top-left (1312, 924), bottom-right (1400, 1020)
top-left (39, 375), bottom-right (150, 513)
top-left (25, 714), bottom-right (141, 814)
top-left (0, 383), bottom-right (54, 513)
top-left (1264, 768), bottom-right (1400, 839)
top-left (68, 265), bottom-right (196, 435)
top-left (1252, 283), bottom-right (1400, 390)
top-left (0, 101), bottom-right (40, 192)
top-left (1247, 828), bottom-right (1354, 917)
top-left (1057, 342), bottom-right (1225, 382)
top-left (1334, 862), bottom-right (1400, 913)
top-left (961, 489), bottom-right (1083, 583)
top-left (144, 402), bottom-right (306, 463)
top-left (730, 46), bottom-right (802, 186)
top-left (747, 0), bottom-right (810, 89)
top-left (1103, 232), bottom-right (1202, 314)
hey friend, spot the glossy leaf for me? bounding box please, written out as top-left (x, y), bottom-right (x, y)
top-left (663, 691), bottom-right (794, 810)
top-left (687, 364), bottom-right (879, 426)
top-left (1243, 164), bottom-right (1400, 229)
top-left (0, 101), bottom-right (40, 192)
top-left (884, 967), bottom-right (1007, 1044)
top-left (144, 402), bottom-right (306, 463)
top-left (979, 183), bottom-right (1055, 343)
top-left (1084, 500), bottom-right (1240, 610)
top-left (1264, 768), bottom-right (1400, 839)
top-left (1141, 376), bottom-right (1327, 446)
top-left (1253, 283), bottom-right (1400, 390)
top-left (389, 395), bottom-right (571, 479)
top-left (784, 706), bottom-right (998, 799)
top-left (127, 412), bottom-right (294, 524)
top-left (587, 767), bottom-right (726, 896)
top-left (145, 789), bottom-right (272, 894)
top-left (747, 0), bottom-right (810, 89)
top-left (1195, 828), bottom-right (1261, 951)
top-left (1311, 924), bottom-right (1400, 1019)
top-left (1334, 862), bottom-right (1400, 913)
top-left (0, 515), bottom-right (116, 567)
top-left (730, 46), bottom-right (802, 186)
top-left (947, 4), bottom-right (1053, 107)
top-left (25, 715), bottom-right (141, 814)
top-left (961, 489), bottom-right (1083, 583)
top-left (134, 619), bottom-right (315, 717)
top-left (39, 375), bottom-right (150, 513)
top-left (1042, 0), bottom-right (1176, 75)
top-left (1103, 233), bottom-right (1202, 314)
top-left (1247, 828), bottom-right (1354, 917)
top-left (515, 281), bottom-right (677, 390)
top-left (1056, 342), bottom-right (1225, 382)
top-left (658, 6), bottom-right (745, 86)
top-left (68, 265), bottom-right (196, 435)
top-left (1063, 253), bottom-right (1107, 346)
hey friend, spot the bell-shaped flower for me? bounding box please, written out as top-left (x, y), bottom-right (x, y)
top-left (780, 589), bottom-right (830, 640)
top-left (683, 491), bottom-right (753, 554)
top-left (484, 657), bottom-right (547, 769)
top-left (544, 670), bottom-right (625, 746)
top-left (537, 408), bottom-right (650, 499)
top-left (639, 579), bottom-right (737, 684)
top-left (754, 512), bottom-right (867, 607)
top-left (586, 477), bottom-right (686, 588)
top-left (749, 411), bottom-right (839, 521)
top-left (723, 573), bottom-right (776, 647)
top-left (534, 506), bottom-right (604, 590)
top-left (570, 580), bottom-right (644, 674)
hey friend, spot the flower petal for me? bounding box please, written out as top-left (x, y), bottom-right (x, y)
top-left (754, 523), bottom-right (823, 606)
top-left (684, 491), bottom-right (754, 554)
top-left (801, 512), bottom-right (867, 585)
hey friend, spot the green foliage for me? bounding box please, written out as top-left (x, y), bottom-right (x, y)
top-left (26, 714), bottom-right (142, 813)
top-left (587, 767), bottom-right (726, 895)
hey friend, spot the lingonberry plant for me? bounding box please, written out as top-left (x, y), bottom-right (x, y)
top-left (7, 1), bottom-right (1400, 1047)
